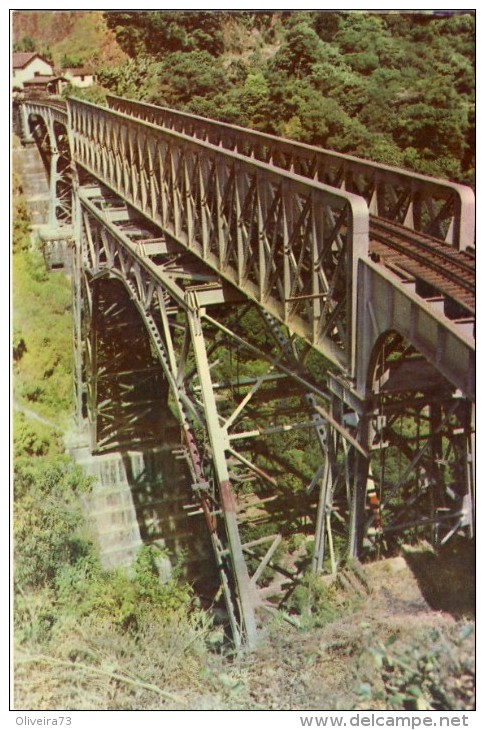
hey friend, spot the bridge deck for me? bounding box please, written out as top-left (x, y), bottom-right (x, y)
top-left (104, 96), bottom-right (476, 323)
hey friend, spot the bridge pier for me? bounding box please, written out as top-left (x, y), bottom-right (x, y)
top-left (186, 295), bottom-right (259, 648)
top-left (19, 103), bottom-right (35, 145)
top-left (48, 148), bottom-right (61, 228)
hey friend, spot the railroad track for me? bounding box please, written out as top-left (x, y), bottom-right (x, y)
top-left (369, 217), bottom-right (475, 315)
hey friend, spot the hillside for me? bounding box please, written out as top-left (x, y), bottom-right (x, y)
top-left (12, 10), bottom-right (128, 68)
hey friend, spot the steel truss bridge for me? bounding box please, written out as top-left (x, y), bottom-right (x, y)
top-left (17, 96), bottom-right (475, 649)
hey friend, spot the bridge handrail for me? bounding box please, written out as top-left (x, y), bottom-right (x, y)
top-left (68, 97), bottom-right (370, 372)
top-left (22, 99), bottom-right (68, 123)
top-left (107, 94), bottom-right (475, 251)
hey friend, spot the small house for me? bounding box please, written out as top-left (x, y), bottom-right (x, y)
top-left (63, 67), bottom-right (95, 88)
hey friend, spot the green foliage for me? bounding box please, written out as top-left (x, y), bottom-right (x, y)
top-left (14, 451), bottom-right (198, 640)
top-left (52, 546), bottom-right (196, 639)
top-left (105, 11), bottom-right (225, 57)
top-left (158, 51), bottom-right (228, 106)
top-left (13, 245), bottom-right (73, 420)
top-left (240, 72), bottom-right (271, 129)
top-left (14, 457), bottom-right (93, 592)
top-left (13, 180), bottom-right (31, 254)
top-left (359, 623), bottom-right (475, 710)
top-left (13, 182), bottom-right (73, 422)
top-left (14, 35), bottom-right (37, 52)
top-left (63, 83), bottom-right (108, 106)
top-left (286, 571), bottom-right (342, 630)
top-left (96, 57), bottom-right (162, 101)
top-left (13, 413), bottom-right (55, 458)
top-left (271, 21), bottom-right (324, 78)
top-left (59, 53), bottom-right (84, 68)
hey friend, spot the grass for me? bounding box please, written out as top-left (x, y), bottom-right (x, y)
top-left (13, 244), bottom-right (73, 424)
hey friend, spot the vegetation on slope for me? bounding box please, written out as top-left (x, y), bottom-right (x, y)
top-left (12, 168), bottom-right (72, 457)
top-left (13, 10), bottom-right (128, 68)
top-left (12, 182), bottom-right (218, 710)
top-left (99, 10), bottom-right (474, 184)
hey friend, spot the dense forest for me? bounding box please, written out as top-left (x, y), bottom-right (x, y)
top-left (13, 10), bottom-right (475, 184)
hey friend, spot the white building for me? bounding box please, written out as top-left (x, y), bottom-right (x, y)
top-left (12, 52), bottom-right (54, 89)
top-left (64, 67), bottom-right (95, 88)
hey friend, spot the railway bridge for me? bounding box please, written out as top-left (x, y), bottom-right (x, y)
top-left (16, 96), bottom-right (475, 649)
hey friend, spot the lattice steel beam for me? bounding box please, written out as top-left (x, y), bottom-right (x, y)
top-left (22, 101), bottom-right (73, 227)
top-left (76, 184), bottom-right (372, 646)
top-left (68, 97), bottom-right (369, 373)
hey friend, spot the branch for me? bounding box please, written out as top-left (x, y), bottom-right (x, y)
top-left (15, 652), bottom-right (185, 705)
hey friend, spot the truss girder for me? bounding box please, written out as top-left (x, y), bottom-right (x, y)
top-left (78, 191), bottom-right (255, 645)
top-left (68, 97), bottom-right (370, 372)
top-left (73, 181), bottom-right (477, 648)
top-left (107, 95), bottom-right (475, 251)
top-left (362, 335), bottom-right (474, 550)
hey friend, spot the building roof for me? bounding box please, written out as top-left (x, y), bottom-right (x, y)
top-left (23, 75), bottom-right (64, 85)
top-left (13, 52), bottom-right (51, 69)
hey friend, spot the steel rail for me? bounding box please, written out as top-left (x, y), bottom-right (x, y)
top-left (369, 218), bottom-right (475, 314)
top-left (370, 217), bottom-right (475, 286)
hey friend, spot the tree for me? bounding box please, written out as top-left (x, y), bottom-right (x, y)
top-left (395, 77), bottom-right (468, 163)
top-left (60, 53), bottom-right (84, 69)
top-left (271, 20), bottom-right (325, 78)
top-left (157, 51), bottom-right (227, 106)
top-left (14, 458), bottom-right (92, 591)
top-left (97, 58), bottom-right (161, 100)
top-left (104, 10), bottom-right (225, 58)
top-left (13, 35), bottom-right (36, 52)
top-left (241, 72), bottom-right (271, 130)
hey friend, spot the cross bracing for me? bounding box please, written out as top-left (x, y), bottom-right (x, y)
top-left (17, 96), bottom-right (475, 649)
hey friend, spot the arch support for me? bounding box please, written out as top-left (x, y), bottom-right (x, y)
top-left (354, 258), bottom-right (475, 401)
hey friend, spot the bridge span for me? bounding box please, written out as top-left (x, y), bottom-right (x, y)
top-left (16, 96), bottom-right (475, 649)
